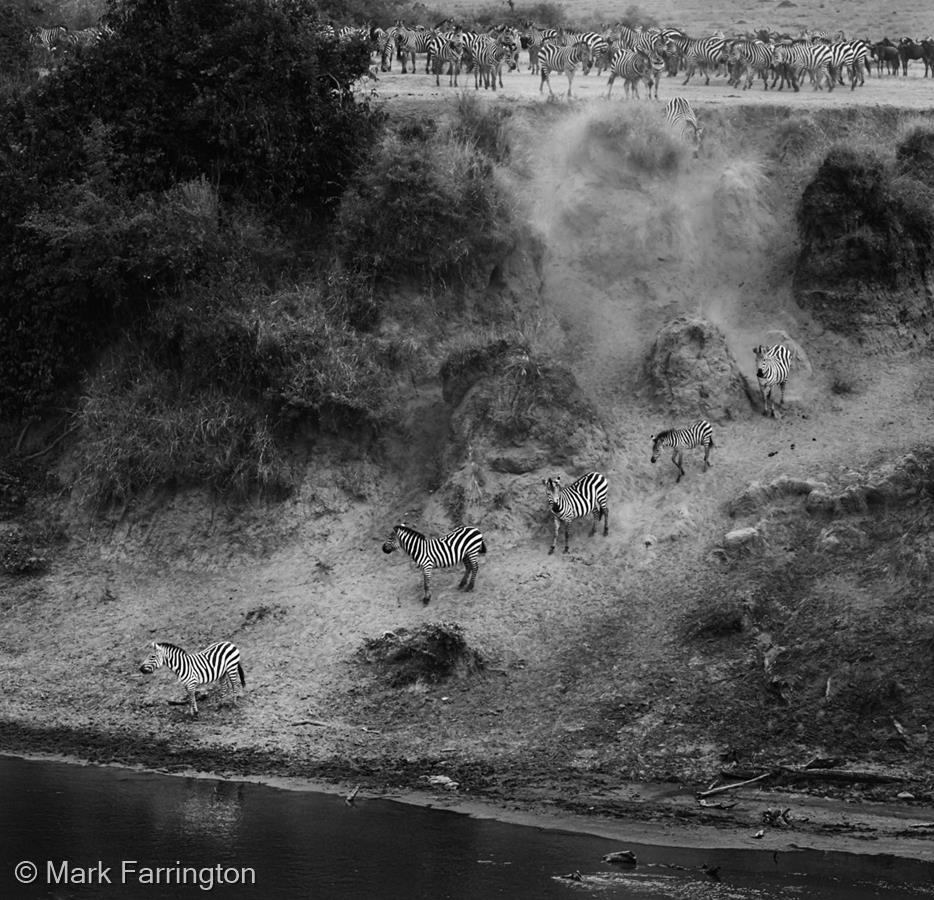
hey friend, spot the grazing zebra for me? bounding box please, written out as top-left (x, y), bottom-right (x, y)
top-left (539, 41), bottom-right (592, 98)
top-left (606, 48), bottom-right (653, 99)
top-left (650, 421), bottom-right (714, 483)
top-left (753, 345), bottom-right (797, 417)
top-left (665, 96), bottom-right (704, 145)
top-left (139, 641), bottom-right (245, 717)
top-left (382, 523), bottom-right (487, 605)
top-left (542, 472), bottom-right (609, 554)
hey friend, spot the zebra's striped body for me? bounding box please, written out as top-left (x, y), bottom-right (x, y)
top-left (774, 41), bottom-right (834, 90)
top-left (542, 472), bottom-right (609, 554)
top-left (539, 41), bottom-right (592, 98)
top-left (382, 523), bottom-right (487, 604)
top-left (728, 40), bottom-right (775, 89)
top-left (678, 36), bottom-right (728, 85)
top-left (396, 25), bottom-right (432, 74)
top-left (650, 421), bottom-right (714, 482)
top-left (754, 345), bottom-right (796, 417)
top-left (30, 24), bottom-right (69, 55)
top-left (139, 641), bottom-right (245, 717)
top-left (606, 48), bottom-right (653, 99)
top-left (828, 39), bottom-right (872, 88)
top-left (574, 31), bottom-right (611, 74)
top-left (522, 24), bottom-right (558, 73)
top-left (665, 96), bottom-right (704, 145)
top-left (428, 33), bottom-right (464, 86)
top-left (469, 34), bottom-right (518, 90)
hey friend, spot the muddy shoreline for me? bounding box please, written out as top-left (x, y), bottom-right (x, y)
top-left (4, 719), bottom-right (934, 864)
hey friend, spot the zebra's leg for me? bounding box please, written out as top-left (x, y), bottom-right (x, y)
top-left (563, 520), bottom-right (571, 553)
top-left (549, 516), bottom-right (559, 554)
top-left (606, 72), bottom-right (616, 99)
top-left (467, 556), bottom-right (479, 591)
top-left (459, 559), bottom-right (470, 589)
top-left (590, 510), bottom-right (598, 538)
top-left (422, 566), bottom-right (432, 605)
top-left (602, 503), bottom-right (609, 536)
top-left (703, 443), bottom-right (712, 469)
top-left (778, 381), bottom-right (787, 409)
top-left (187, 686), bottom-right (199, 717)
top-left (673, 449), bottom-right (685, 482)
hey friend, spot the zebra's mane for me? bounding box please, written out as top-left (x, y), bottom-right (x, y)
top-left (154, 641), bottom-right (186, 654)
top-left (652, 429), bottom-right (674, 443)
top-left (395, 522), bottom-right (425, 540)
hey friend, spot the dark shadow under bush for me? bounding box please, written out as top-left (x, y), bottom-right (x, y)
top-left (359, 623), bottom-right (484, 687)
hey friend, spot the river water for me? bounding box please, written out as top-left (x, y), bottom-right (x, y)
top-left (0, 755), bottom-right (931, 899)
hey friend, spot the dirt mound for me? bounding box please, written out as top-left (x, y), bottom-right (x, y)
top-left (440, 341), bottom-right (610, 474)
top-left (358, 622), bottom-right (484, 687)
top-left (645, 316), bottom-right (755, 421)
top-left (794, 144), bottom-right (934, 348)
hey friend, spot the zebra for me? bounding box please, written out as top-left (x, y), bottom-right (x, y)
top-left (773, 41), bottom-right (834, 90)
top-left (827, 39), bottom-right (872, 88)
top-left (539, 41), bottom-right (592, 99)
top-left (396, 24), bottom-right (433, 74)
top-left (650, 421), bottom-right (714, 483)
top-left (676, 36), bottom-right (728, 85)
top-left (468, 33), bottom-right (518, 90)
top-left (428, 33), bottom-right (464, 86)
top-left (30, 24), bottom-right (69, 56)
top-left (522, 23), bottom-right (558, 74)
top-left (606, 48), bottom-right (653, 100)
top-left (139, 641), bottom-right (245, 717)
top-left (573, 31), bottom-right (611, 74)
top-left (728, 39), bottom-right (775, 89)
top-left (542, 472), bottom-right (609, 554)
top-left (382, 523), bottom-right (486, 605)
top-left (753, 345), bottom-right (797, 417)
top-left (665, 96), bottom-right (704, 146)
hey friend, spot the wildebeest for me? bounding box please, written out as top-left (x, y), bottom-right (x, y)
top-left (871, 41), bottom-right (900, 76)
top-left (898, 37), bottom-right (934, 77)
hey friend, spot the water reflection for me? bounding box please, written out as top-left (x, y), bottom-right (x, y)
top-left (1, 755), bottom-right (932, 900)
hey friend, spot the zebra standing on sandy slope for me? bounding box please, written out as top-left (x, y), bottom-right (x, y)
top-left (753, 344), bottom-right (798, 418)
top-left (539, 40), bottom-right (592, 99)
top-left (650, 421), bottom-right (714, 483)
top-left (665, 96), bottom-right (704, 146)
top-left (542, 472), bottom-right (609, 554)
top-left (382, 523), bottom-right (486, 605)
top-left (139, 641), bottom-right (245, 717)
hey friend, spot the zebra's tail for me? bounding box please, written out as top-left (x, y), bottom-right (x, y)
top-left (238, 663), bottom-right (246, 687)
top-left (479, 540), bottom-right (488, 555)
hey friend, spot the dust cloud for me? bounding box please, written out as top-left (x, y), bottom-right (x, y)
top-left (523, 103), bottom-right (792, 408)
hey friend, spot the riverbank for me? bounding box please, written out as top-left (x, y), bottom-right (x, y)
top-left (3, 721), bottom-right (934, 864)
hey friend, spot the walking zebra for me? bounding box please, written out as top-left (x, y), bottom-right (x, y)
top-left (650, 421), bottom-right (714, 483)
top-left (728, 39), bottom-right (775, 89)
top-left (676, 36), bottom-right (728, 85)
top-left (539, 40), bottom-right (592, 98)
top-left (665, 96), bottom-right (704, 146)
top-left (30, 24), bottom-right (69, 55)
top-left (753, 344), bottom-right (796, 417)
top-left (139, 641), bottom-right (245, 717)
top-left (773, 41), bottom-right (834, 91)
top-left (382, 523), bottom-right (487, 605)
top-left (542, 472), bottom-right (609, 554)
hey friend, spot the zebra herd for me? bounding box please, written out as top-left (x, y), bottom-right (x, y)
top-left (365, 20), bottom-right (934, 98)
top-left (140, 343), bottom-right (800, 715)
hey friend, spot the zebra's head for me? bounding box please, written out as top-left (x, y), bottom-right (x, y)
top-left (382, 524), bottom-right (403, 554)
top-left (542, 477), bottom-right (562, 510)
top-left (650, 433), bottom-right (667, 463)
top-left (139, 641), bottom-right (165, 674)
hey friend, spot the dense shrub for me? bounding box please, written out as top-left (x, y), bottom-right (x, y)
top-left (0, 0), bottom-right (384, 419)
top-left (336, 127), bottom-right (516, 287)
top-left (0, 3), bottom-right (36, 76)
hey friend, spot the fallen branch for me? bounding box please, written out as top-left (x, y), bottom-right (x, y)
top-left (776, 766), bottom-right (906, 785)
top-left (908, 822), bottom-right (934, 829)
top-left (289, 720), bottom-right (328, 727)
top-left (697, 772), bottom-right (773, 798)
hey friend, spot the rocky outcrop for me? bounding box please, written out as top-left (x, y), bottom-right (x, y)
top-left (646, 316), bottom-right (755, 421)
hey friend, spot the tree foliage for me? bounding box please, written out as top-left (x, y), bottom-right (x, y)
top-left (0, 0), bottom-right (383, 418)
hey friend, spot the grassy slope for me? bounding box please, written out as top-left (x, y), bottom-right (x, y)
top-left (2, 98), bottom-right (934, 845)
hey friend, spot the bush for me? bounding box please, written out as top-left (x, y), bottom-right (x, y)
top-left (336, 128), bottom-right (516, 287)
